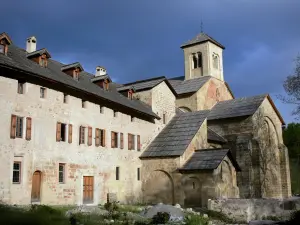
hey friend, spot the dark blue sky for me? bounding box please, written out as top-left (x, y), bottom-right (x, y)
top-left (2, 0), bottom-right (300, 123)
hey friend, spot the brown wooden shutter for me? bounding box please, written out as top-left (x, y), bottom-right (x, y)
top-left (137, 135), bottom-right (141, 151)
top-left (56, 122), bottom-right (61, 142)
top-left (26, 117), bottom-right (32, 141)
top-left (95, 128), bottom-right (100, 147)
top-left (128, 134), bottom-right (132, 150)
top-left (111, 131), bottom-right (115, 148)
top-left (79, 126), bottom-right (83, 144)
top-left (102, 130), bottom-right (106, 147)
top-left (88, 127), bottom-right (92, 146)
top-left (10, 115), bottom-right (17, 139)
top-left (68, 124), bottom-right (72, 143)
top-left (120, 133), bottom-right (124, 149)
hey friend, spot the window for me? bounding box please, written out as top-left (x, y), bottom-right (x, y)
top-left (192, 182), bottom-right (195, 189)
top-left (213, 54), bottom-right (219, 69)
top-left (59, 163), bottom-right (65, 183)
top-left (16, 116), bottom-right (23, 138)
top-left (128, 133), bottom-right (136, 150)
top-left (40, 87), bottom-right (46, 98)
top-left (163, 113), bottom-right (166, 124)
top-left (100, 106), bottom-right (104, 114)
top-left (63, 94), bottom-right (68, 103)
top-left (192, 54), bottom-right (197, 69)
top-left (197, 52), bottom-right (202, 67)
top-left (116, 167), bottom-right (120, 180)
top-left (111, 131), bottom-right (119, 148)
top-left (95, 128), bottom-right (106, 147)
top-left (113, 110), bottom-right (117, 117)
top-left (137, 168), bottom-right (140, 181)
top-left (82, 100), bottom-right (86, 108)
top-left (0, 44), bottom-right (4, 54)
top-left (79, 126), bottom-right (85, 144)
top-left (17, 81), bottom-right (25, 94)
top-left (131, 116), bottom-right (135, 122)
top-left (56, 122), bottom-right (67, 142)
top-left (12, 162), bottom-right (21, 183)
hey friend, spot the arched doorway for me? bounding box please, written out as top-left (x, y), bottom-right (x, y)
top-left (31, 171), bottom-right (42, 202)
top-left (144, 170), bottom-right (174, 205)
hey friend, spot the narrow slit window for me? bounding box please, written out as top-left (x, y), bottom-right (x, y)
top-left (116, 167), bottom-right (120, 180)
top-left (137, 168), bottom-right (140, 181)
top-left (60, 123), bottom-right (66, 142)
top-left (40, 87), bottom-right (46, 98)
top-left (163, 113), bottom-right (166, 124)
top-left (192, 54), bottom-right (198, 69)
top-left (17, 81), bottom-right (25, 94)
top-left (63, 94), bottom-right (68, 103)
top-left (59, 163), bottom-right (65, 183)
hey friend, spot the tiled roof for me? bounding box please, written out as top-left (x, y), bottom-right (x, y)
top-left (208, 94), bottom-right (267, 121)
top-left (181, 32), bottom-right (225, 49)
top-left (140, 110), bottom-right (210, 158)
top-left (207, 128), bottom-right (227, 143)
top-left (179, 149), bottom-right (241, 171)
top-left (0, 44), bottom-right (158, 119)
top-left (117, 76), bottom-right (166, 92)
top-left (168, 76), bottom-right (211, 95)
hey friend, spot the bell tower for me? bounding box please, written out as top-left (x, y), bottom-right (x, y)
top-left (181, 32), bottom-right (225, 81)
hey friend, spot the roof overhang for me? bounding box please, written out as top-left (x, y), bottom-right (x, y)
top-left (61, 62), bottom-right (84, 72)
top-left (26, 48), bottom-right (51, 59)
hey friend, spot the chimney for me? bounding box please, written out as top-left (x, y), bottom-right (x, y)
top-left (26, 36), bottom-right (37, 53)
top-left (95, 66), bottom-right (107, 77)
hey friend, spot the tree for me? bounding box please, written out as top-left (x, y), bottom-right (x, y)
top-left (283, 123), bottom-right (300, 158)
top-left (279, 55), bottom-right (300, 117)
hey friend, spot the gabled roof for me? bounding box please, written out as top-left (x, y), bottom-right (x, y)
top-left (90, 75), bottom-right (112, 83)
top-left (117, 76), bottom-right (178, 97)
top-left (140, 110), bottom-right (210, 158)
top-left (26, 48), bottom-right (51, 58)
top-left (179, 149), bottom-right (241, 172)
top-left (207, 128), bottom-right (227, 144)
top-left (181, 32), bottom-right (225, 49)
top-left (0, 44), bottom-right (158, 119)
top-left (168, 76), bottom-right (211, 95)
top-left (208, 94), bottom-right (267, 121)
top-left (61, 62), bottom-right (83, 71)
top-left (0, 32), bottom-right (13, 44)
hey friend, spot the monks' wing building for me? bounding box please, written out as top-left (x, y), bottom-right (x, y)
top-left (0, 31), bottom-right (291, 206)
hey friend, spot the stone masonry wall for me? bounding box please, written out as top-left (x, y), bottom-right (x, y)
top-left (0, 76), bottom-right (173, 205)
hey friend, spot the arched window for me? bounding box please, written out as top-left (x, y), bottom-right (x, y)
top-left (197, 52), bottom-right (202, 67)
top-left (213, 54), bottom-right (219, 69)
top-left (192, 54), bottom-right (197, 69)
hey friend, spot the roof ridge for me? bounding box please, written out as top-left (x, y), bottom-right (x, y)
top-left (122, 76), bottom-right (166, 86)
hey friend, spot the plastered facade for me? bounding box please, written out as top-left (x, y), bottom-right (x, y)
top-left (0, 76), bottom-right (175, 205)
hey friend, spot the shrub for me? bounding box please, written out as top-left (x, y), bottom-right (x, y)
top-left (104, 201), bottom-right (119, 213)
top-left (152, 212), bottom-right (170, 224)
top-left (184, 214), bottom-right (209, 225)
top-left (288, 210), bottom-right (300, 225)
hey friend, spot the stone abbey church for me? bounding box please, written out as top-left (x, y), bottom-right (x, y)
top-left (0, 31), bottom-right (291, 207)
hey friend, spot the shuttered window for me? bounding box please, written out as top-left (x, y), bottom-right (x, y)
top-left (120, 133), bottom-right (124, 149)
top-left (68, 124), bottom-right (72, 143)
top-left (128, 134), bottom-right (136, 150)
top-left (79, 126), bottom-right (85, 144)
top-left (111, 131), bottom-right (118, 148)
top-left (10, 115), bottom-right (17, 139)
top-left (10, 115), bottom-right (25, 139)
top-left (88, 127), bottom-right (92, 146)
top-left (56, 122), bottom-right (61, 142)
top-left (26, 117), bottom-right (32, 141)
top-left (137, 135), bottom-right (141, 151)
top-left (95, 128), bottom-right (100, 147)
top-left (101, 130), bottom-right (106, 147)
top-left (16, 117), bottom-right (23, 138)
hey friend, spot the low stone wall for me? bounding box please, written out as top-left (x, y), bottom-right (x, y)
top-left (208, 198), bottom-right (300, 222)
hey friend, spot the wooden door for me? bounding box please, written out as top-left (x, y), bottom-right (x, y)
top-left (31, 171), bottom-right (41, 202)
top-left (83, 176), bottom-right (94, 204)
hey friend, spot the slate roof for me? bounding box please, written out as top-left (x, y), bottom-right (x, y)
top-left (207, 128), bottom-right (227, 143)
top-left (179, 149), bottom-right (241, 172)
top-left (61, 62), bottom-right (83, 71)
top-left (168, 76), bottom-right (211, 95)
top-left (181, 32), bottom-right (225, 49)
top-left (90, 75), bottom-right (111, 82)
top-left (208, 94), bottom-right (267, 121)
top-left (0, 44), bottom-right (159, 119)
top-left (26, 48), bottom-right (51, 58)
top-left (140, 110), bottom-right (210, 158)
top-left (117, 76), bottom-right (166, 92)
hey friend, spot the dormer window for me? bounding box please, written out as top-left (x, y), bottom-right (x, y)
top-left (61, 62), bottom-right (83, 80)
top-left (128, 89), bottom-right (133, 100)
top-left (27, 48), bottom-right (51, 68)
top-left (0, 33), bottom-right (12, 55)
top-left (104, 79), bottom-right (109, 91)
top-left (39, 53), bottom-right (48, 67)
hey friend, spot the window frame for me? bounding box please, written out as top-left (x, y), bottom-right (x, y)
top-left (0, 44), bottom-right (5, 54)
top-left (12, 161), bottom-right (21, 184)
top-left (116, 166), bottom-right (120, 180)
top-left (58, 163), bottom-right (66, 184)
top-left (63, 94), bottom-right (68, 104)
top-left (16, 116), bottom-right (23, 138)
top-left (40, 87), bottom-right (46, 98)
top-left (17, 81), bottom-right (25, 94)
top-left (79, 126), bottom-right (85, 144)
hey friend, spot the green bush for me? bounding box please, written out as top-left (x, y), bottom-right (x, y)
top-left (184, 214), bottom-right (209, 225)
top-left (152, 212), bottom-right (170, 224)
